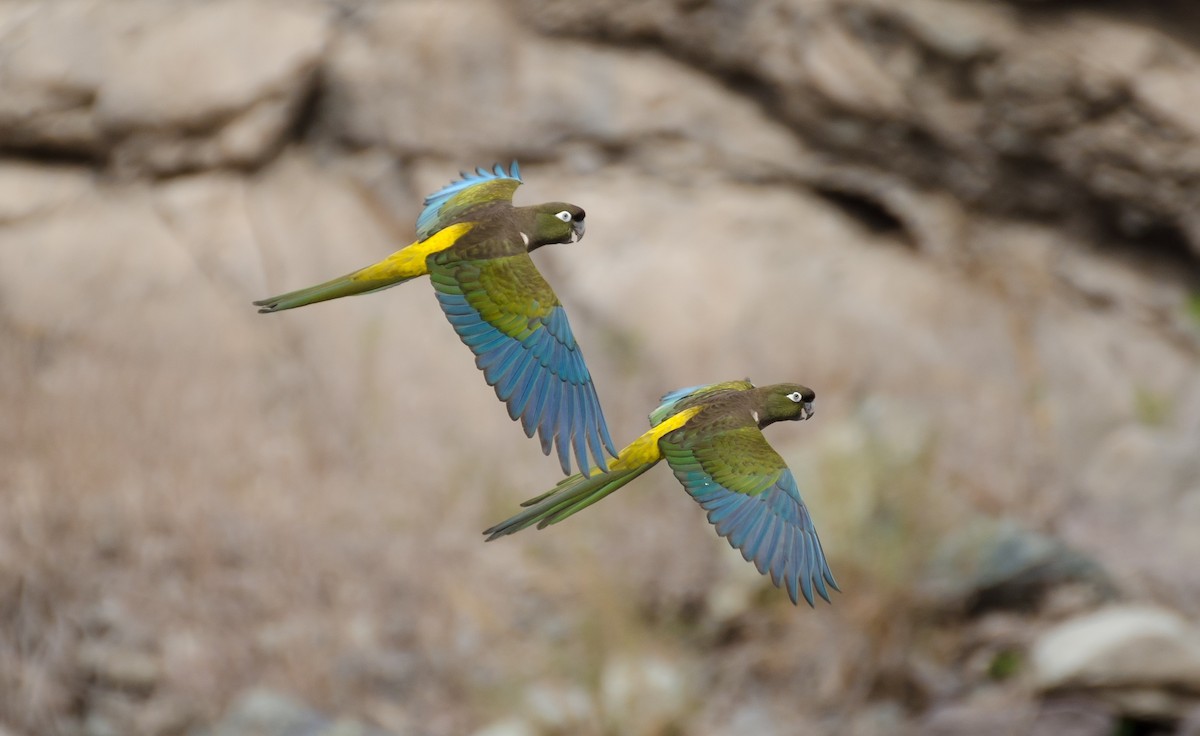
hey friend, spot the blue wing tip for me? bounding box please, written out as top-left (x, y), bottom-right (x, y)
top-left (416, 160), bottom-right (523, 237)
top-left (795, 564), bottom-right (838, 607)
top-left (423, 160), bottom-right (523, 207)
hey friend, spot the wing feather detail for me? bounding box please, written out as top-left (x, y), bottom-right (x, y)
top-left (649, 380), bottom-right (755, 427)
top-left (417, 162), bottom-right (522, 240)
top-left (430, 255), bottom-right (615, 475)
top-left (662, 429), bottom-right (837, 607)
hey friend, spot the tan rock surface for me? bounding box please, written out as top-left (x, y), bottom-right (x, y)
top-left (2, 1), bottom-right (1200, 735)
top-left (0, 0), bottom-right (329, 172)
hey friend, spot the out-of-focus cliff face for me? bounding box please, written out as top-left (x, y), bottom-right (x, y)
top-left (2, 1), bottom-right (1199, 735)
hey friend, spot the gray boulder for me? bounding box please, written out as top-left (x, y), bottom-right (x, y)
top-left (1032, 605), bottom-right (1200, 720)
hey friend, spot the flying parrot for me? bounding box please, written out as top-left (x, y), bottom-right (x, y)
top-left (254, 162), bottom-right (616, 475)
top-left (484, 380), bottom-right (839, 607)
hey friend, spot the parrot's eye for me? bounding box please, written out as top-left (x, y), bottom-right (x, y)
top-left (555, 210), bottom-right (572, 222)
top-left (787, 392), bottom-right (804, 403)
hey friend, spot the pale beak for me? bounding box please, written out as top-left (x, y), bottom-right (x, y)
top-left (801, 401), bottom-right (814, 420)
top-left (571, 220), bottom-right (586, 243)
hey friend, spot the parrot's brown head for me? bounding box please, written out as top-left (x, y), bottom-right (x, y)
top-left (757, 384), bottom-right (816, 427)
top-left (519, 202), bottom-right (586, 250)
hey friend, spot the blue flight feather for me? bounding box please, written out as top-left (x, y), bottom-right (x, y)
top-left (500, 350), bottom-right (538, 407)
top-left (519, 368), bottom-right (549, 437)
top-left (784, 527), bottom-right (802, 604)
top-left (553, 382), bottom-right (571, 471)
top-left (703, 494), bottom-right (742, 520)
top-left (536, 380), bottom-right (559, 455)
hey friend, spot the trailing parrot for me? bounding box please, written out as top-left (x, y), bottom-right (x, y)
top-left (484, 380), bottom-right (839, 607)
top-left (254, 162), bottom-right (616, 475)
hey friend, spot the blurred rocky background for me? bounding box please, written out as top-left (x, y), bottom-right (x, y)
top-left (2, 0), bottom-right (1199, 734)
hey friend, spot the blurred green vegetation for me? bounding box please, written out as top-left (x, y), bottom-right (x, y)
top-left (988, 649), bottom-right (1022, 681)
top-left (1187, 292), bottom-right (1200, 330)
top-left (1134, 388), bottom-right (1171, 428)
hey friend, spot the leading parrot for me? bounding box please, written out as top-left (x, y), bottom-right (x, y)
top-left (254, 163), bottom-right (616, 476)
top-left (484, 380), bottom-right (838, 607)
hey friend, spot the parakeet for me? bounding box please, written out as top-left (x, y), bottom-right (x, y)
top-left (484, 380), bottom-right (838, 606)
top-left (254, 163), bottom-right (616, 475)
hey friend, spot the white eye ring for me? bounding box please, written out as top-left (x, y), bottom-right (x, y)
top-left (555, 210), bottom-right (572, 222)
top-left (787, 391), bottom-right (804, 403)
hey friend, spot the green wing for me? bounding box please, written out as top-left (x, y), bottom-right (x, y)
top-left (649, 380), bottom-right (754, 427)
top-left (430, 253), bottom-right (616, 476)
top-left (661, 426), bottom-right (837, 606)
top-left (416, 163), bottom-right (522, 240)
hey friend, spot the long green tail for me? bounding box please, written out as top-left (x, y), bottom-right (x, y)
top-left (253, 272), bottom-right (414, 313)
top-left (484, 464), bottom-right (656, 541)
top-left (255, 224), bottom-right (474, 313)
